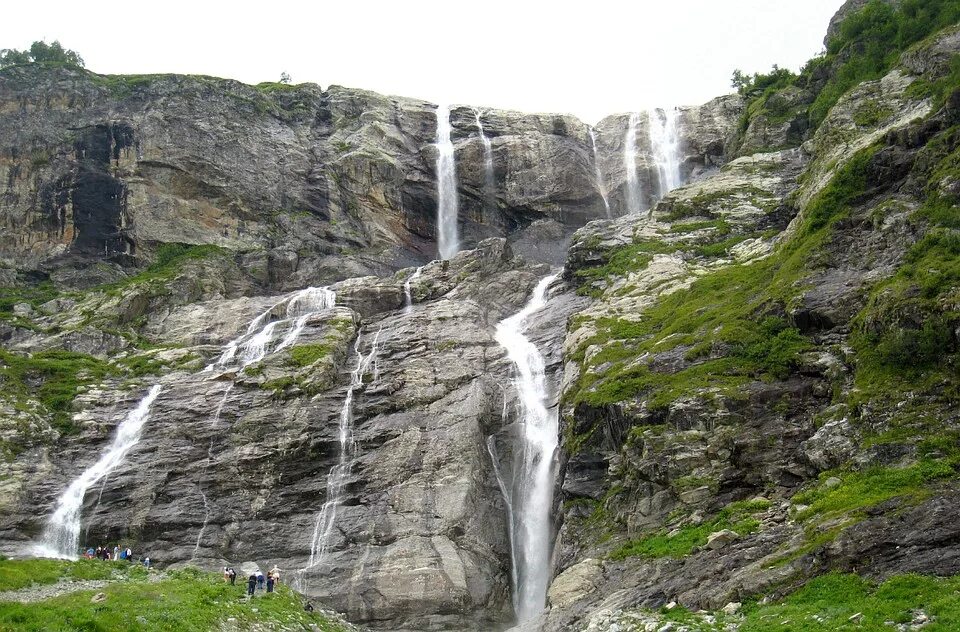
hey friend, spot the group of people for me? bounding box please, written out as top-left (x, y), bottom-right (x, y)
top-left (227, 566), bottom-right (282, 597)
top-left (83, 545), bottom-right (143, 564)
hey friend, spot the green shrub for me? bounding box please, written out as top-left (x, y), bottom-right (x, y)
top-left (610, 499), bottom-right (770, 560)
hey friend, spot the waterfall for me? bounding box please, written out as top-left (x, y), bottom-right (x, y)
top-left (34, 385), bottom-right (163, 559)
top-left (491, 273), bottom-right (561, 623)
top-left (589, 129), bottom-right (612, 218)
top-left (624, 112), bottom-right (643, 214)
top-left (206, 286), bottom-right (336, 371)
top-left (474, 108), bottom-right (495, 207)
top-left (300, 326), bottom-right (384, 579)
top-left (436, 104), bottom-right (460, 260)
top-left (192, 384), bottom-right (234, 560)
top-left (648, 107), bottom-right (683, 200)
top-left (404, 267), bottom-right (423, 314)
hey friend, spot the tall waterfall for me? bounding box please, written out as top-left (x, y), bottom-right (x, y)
top-left (206, 286), bottom-right (336, 371)
top-left (648, 107), bottom-right (683, 199)
top-left (624, 112), bottom-right (643, 214)
top-left (436, 104), bottom-right (460, 260)
top-left (589, 129), bottom-right (612, 218)
top-left (300, 326), bottom-right (384, 578)
top-left (474, 108), bottom-right (495, 206)
top-left (34, 385), bottom-right (163, 559)
top-left (491, 273), bottom-right (560, 622)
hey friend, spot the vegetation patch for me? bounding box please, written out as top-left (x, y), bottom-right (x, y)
top-left (609, 499), bottom-right (770, 560)
top-left (287, 343), bottom-right (333, 368)
top-left (739, 572), bottom-right (960, 631)
top-left (792, 461), bottom-right (955, 523)
top-left (0, 349), bottom-right (115, 434)
top-left (0, 557), bottom-right (127, 592)
top-left (0, 563), bottom-right (347, 631)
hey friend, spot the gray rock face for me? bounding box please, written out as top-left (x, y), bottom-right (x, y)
top-left (0, 66), bottom-right (743, 291)
top-left (0, 239), bottom-right (578, 631)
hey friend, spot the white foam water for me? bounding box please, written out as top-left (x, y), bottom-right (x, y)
top-left (624, 112), bottom-right (643, 214)
top-left (34, 385), bottom-right (163, 559)
top-left (491, 273), bottom-right (561, 622)
top-left (436, 104), bottom-right (460, 260)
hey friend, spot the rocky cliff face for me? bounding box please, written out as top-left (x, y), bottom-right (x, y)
top-left (0, 66), bottom-right (741, 292)
top-left (2, 3), bottom-right (959, 631)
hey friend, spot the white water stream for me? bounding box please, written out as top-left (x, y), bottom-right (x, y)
top-left (474, 108), bottom-right (496, 206)
top-left (624, 112), bottom-right (643, 214)
top-left (206, 286), bottom-right (336, 371)
top-left (436, 104), bottom-right (460, 260)
top-left (34, 385), bottom-right (163, 559)
top-left (404, 267), bottom-right (423, 315)
top-left (299, 326), bottom-right (384, 582)
top-left (648, 107), bottom-right (683, 199)
top-left (491, 273), bottom-right (560, 622)
top-left (589, 129), bottom-right (612, 218)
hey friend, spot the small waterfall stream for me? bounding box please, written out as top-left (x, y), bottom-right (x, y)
top-left (589, 129), bottom-right (612, 218)
top-left (490, 273), bottom-right (561, 623)
top-left (299, 326), bottom-right (384, 584)
top-left (474, 108), bottom-right (496, 208)
top-left (624, 112), bottom-right (643, 214)
top-left (436, 104), bottom-right (460, 260)
top-left (206, 287), bottom-right (336, 371)
top-left (34, 385), bottom-right (163, 559)
top-left (404, 267), bottom-right (423, 314)
top-left (192, 383), bottom-right (234, 560)
top-left (649, 107), bottom-right (683, 200)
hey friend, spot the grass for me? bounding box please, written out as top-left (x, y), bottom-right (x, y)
top-left (287, 343), bottom-right (333, 368)
top-left (0, 558), bottom-right (127, 592)
top-left (609, 500), bottom-right (770, 560)
top-left (792, 461), bottom-right (955, 523)
top-left (99, 243), bottom-right (229, 296)
top-left (0, 564), bottom-right (348, 631)
top-left (567, 141), bottom-right (881, 409)
top-left (0, 349), bottom-right (115, 434)
top-left (739, 572), bottom-right (960, 631)
top-left (573, 240), bottom-right (679, 297)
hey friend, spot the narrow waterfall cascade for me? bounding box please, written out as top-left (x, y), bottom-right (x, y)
top-left (648, 107), bottom-right (683, 199)
top-left (474, 108), bottom-right (496, 204)
top-left (298, 326), bottom-right (384, 585)
top-left (206, 286), bottom-right (336, 371)
top-left (34, 385), bottom-right (163, 559)
top-left (404, 267), bottom-right (423, 314)
top-left (589, 129), bottom-right (612, 218)
top-left (436, 104), bottom-right (460, 260)
top-left (192, 383), bottom-right (234, 560)
top-left (624, 112), bottom-right (643, 214)
top-left (491, 273), bottom-right (561, 623)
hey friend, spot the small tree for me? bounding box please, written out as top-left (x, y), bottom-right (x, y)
top-left (0, 40), bottom-right (84, 69)
top-left (730, 68), bottom-right (751, 94)
top-left (279, 72), bottom-right (291, 84)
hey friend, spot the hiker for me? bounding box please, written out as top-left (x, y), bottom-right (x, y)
top-left (95, 546), bottom-right (102, 559)
top-left (113, 545), bottom-right (120, 560)
top-left (266, 573), bottom-right (274, 593)
top-left (228, 568), bottom-right (237, 585)
top-left (85, 547), bottom-right (95, 559)
top-left (270, 565), bottom-right (281, 585)
top-left (125, 547), bottom-right (132, 562)
top-left (223, 567), bottom-right (230, 583)
top-left (143, 557), bottom-right (151, 568)
top-left (304, 602), bottom-right (314, 612)
top-left (256, 569), bottom-right (265, 590)
top-left (119, 548), bottom-right (127, 561)
top-left (247, 573), bottom-right (257, 597)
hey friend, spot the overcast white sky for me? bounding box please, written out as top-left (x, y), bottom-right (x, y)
top-left (4, 0), bottom-right (845, 123)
